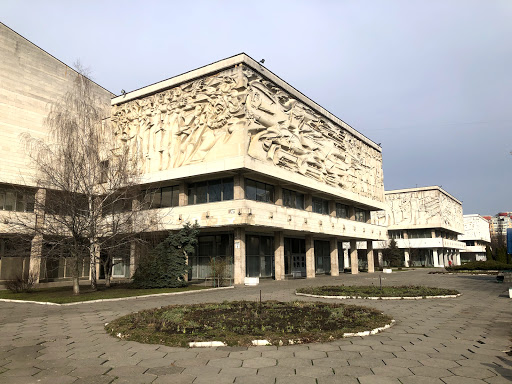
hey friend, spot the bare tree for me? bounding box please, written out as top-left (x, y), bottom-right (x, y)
top-left (11, 66), bottom-right (159, 294)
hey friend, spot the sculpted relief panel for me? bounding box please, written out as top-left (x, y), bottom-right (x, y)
top-left (384, 190), bottom-right (463, 232)
top-left (111, 65), bottom-right (384, 202)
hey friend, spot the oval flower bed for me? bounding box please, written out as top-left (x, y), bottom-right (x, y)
top-left (296, 285), bottom-right (460, 300)
top-left (106, 300), bottom-right (393, 347)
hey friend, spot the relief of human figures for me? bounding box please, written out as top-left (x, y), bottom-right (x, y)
top-left (111, 65), bottom-right (384, 202)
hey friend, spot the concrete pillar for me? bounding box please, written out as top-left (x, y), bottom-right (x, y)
top-left (344, 247), bottom-right (349, 270)
top-left (330, 238), bottom-right (339, 276)
top-left (377, 250), bottom-right (384, 268)
top-left (179, 181), bottom-right (188, 206)
top-left (404, 250), bottom-right (410, 267)
top-left (274, 186), bottom-right (283, 206)
top-left (305, 235), bottom-right (315, 278)
top-left (433, 248), bottom-right (439, 267)
top-left (234, 227), bottom-right (246, 284)
top-left (329, 201), bottom-right (336, 217)
top-left (29, 235), bottom-right (43, 283)
top-left (350, 239), bottom-right (358, 274)
top-left (234, 174), bottom-right (244, 200)
top-left (455, 251), bottom-right (461, 266)
top-left (438, 249), bottom-right (444, 267)
top-left (29, 188), bottom-right (46, 283)
top-left (129, 240), bottom-right (140, 278)
top-left (431, 229), bottom-right (436, 238)
top-left (444, 250), bottom-right (449, 268)
top-left (274, 231), bottom-right (285, 280)
top-left (305, 194), bottom-right (313, 212)
top-left (366, 241), bottom-right (375, 273)
top-left (348, 206), bottom-right (355, 221)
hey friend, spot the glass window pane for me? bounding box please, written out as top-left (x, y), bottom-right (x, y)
top-left (283, 189), bottom-right (291, 208)
top-left (196, 182), bottom-right (207, 204)
top-left (296, 193), bottom-right (304, 210)
top-left (267, 185), bottom-right (274, 203)
top-left (161, 187), bottom-right (173, 208)
top-left (188, 186), bottom-right (195, 205)
top-left (16, 193), bottom-right (25, 212)
top-left (222, 178), bottom-right (233, 201)
top-left (208, 179), bottom-right (222, 203)
top-left (256, 182), bottom-right (266, 202)
top-left (247, 235), bottom-right (260, 256)
top-left (245, 179), bottom-right (257, 201)
top-left (0, 192), bottom-right (5, 210)
top-left (25, 194), bottom-right (35, 212)
top-left (5, 192), bottom-right (15, 211)
top-left (171, 186), bottom-right (180, 207)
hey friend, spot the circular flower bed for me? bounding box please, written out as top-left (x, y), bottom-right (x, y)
top-left (296, 285), bottom-right (460, 299)
top-left (106, 300), bottom-right (393, 347)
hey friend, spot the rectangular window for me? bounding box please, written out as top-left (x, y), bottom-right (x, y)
top-left (336, 203), bottom-right (348, 218)
top-left (142, 185), bottom-right (179, 210)
top-left (355, 208), bottom-right (366, 222)
top-left (245, 179), bottom-right (274, 204)
top-left (4, 192), bottom-right (15, 211)
top-left (188, 178), bottom-right (234, 205)
top-left (283, 189), bottom-right (305, 210)
top-left (0, 191), bottom-right (4, 210)
top-left (312, 197), bottom-right (329, 215)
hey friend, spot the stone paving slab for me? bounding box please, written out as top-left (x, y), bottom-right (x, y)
top-left (0, 270), bottom-right (510, 384)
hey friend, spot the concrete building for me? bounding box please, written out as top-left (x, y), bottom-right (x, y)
top-left (0, 23), bottom-right (113, 281)
top-left (458, 214), bottom-right (490, 262)
top-left (485, 212), bottom-right (512, 239)
top-left (373, 186), bottom-right (465, 267)
top-left (1, 22), bottom-right (388, 283)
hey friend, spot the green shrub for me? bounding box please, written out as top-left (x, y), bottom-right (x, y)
top-left (446, 260), bottom-right (512, 271)
top-left (132, 223), bottom-right (199, 288)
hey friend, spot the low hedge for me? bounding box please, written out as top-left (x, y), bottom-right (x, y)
top-left (446, 260), bottom-right (512, 271)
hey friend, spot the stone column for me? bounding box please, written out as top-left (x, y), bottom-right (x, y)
top-left (455, 251), bottom-right (461, 266)
top-left (438, 249), bottom-right (444, 267)
top-left (330, 237), bottom-right (339, 276)
top-left (404, 250), bottom-right (410, 268)
top-left (444, 250), bottom-right (449, 268)
top-left (234, 175), bottom-right (245, 200)
top-left (29, 188), bottom-right (46, 283)
top-left (348, 206), bottom-right (355, 221)
top-left (274, 185), bottom-right (283, 206)
top-left (367, 241), bottom-right (374, 273)
top-left (377, 250), bottom-right (384, 268)
top-left (350, 239), bottom-right (358, 274)
top-left (305, 194), bottom-right (313, 212)
top-left (234, 227), bottom-right (246, 285)
top-left (179, 181), bottom-right (188, 206)
top-left (433, 248), bottom-right (439, 267)
top-left (274, 231), bottom-right (285, 281)
top-left (344, 247), bottom-right (349, 270)
top-left (305, 235), bottom-right (315, 278)
top-left (129, 240), bottom-right (140, 278)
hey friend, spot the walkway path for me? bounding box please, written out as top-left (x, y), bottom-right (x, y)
top-left (0, 270), bottom-right (510, 383)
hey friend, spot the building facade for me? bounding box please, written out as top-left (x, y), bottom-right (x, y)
top-left (373, 186), bottom-right (465, 267)
top-left (458, 214), bottom-right (490, 262)
top-left (0, 23), bottom-right (113, 281)
top-left (1, 22), bottom-right (388, 283)
top-left (110, 54), bottom-right (388, 284)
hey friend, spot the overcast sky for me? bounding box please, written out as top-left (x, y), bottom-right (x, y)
top-left (3, 0), bottom-right (511, 215)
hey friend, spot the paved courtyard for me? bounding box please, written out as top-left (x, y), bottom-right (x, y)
top-left (0, 270), bottom-right (511, 384)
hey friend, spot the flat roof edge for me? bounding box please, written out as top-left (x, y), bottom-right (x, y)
top-left (385, 186), bottom-right (462, 205)
top-left (111, 53), bottom-right (381, 151)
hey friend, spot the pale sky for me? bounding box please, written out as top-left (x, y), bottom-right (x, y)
top-left (2, 0), bottom-right (511, 215)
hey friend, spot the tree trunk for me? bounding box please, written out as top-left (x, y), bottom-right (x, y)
top-left (73, 276), bottom-right (80, 295)
top-left (105, 272), bottom-right (111, 288)
top-left (90, 241), bottom-right (97, 291)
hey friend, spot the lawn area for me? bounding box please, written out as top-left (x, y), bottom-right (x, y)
top-left (106, 300), bottom-right (393, 347)
top-left (297, 285), bottom-right (459, 298)
top-left (0, 284), bottom-right (209, 304)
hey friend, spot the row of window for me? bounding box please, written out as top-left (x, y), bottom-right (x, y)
top-left (389, 229), bottom-right (459, 240)
top-left (0, 191), bottom-right (35, 213)
top-left (138, 177), bottom-right (369, 222)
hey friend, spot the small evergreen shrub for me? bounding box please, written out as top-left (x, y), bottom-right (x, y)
top-left (446, 260), bottom-right (512, 271)
top-left (132, 223), bottom-right (199, 288)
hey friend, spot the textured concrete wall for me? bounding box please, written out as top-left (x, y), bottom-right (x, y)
top-left (0, 23), bottom-right (114, 186)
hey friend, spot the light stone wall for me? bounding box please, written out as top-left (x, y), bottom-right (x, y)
top-left (0, 22), bottom-right (114, 186)
top-left (111, 57), bottom-right (384, 205)
top-left (458, 214), bottom-right (491, 243)
top-left (372, 186), bottom-right (464, 234)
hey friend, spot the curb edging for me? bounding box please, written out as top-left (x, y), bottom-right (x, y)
top-left (295, 292), bottom-right (461, 300)
top-left (0, 285), bottom-right (235, 306)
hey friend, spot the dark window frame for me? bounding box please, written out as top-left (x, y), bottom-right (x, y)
top-left (188, 177), bottom-right (234, 205)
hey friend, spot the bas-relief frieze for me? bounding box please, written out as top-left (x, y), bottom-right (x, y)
top-left (111, 65), bottom-right (384, 202)
top-left (383, 190), bottom-right (463, 232)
